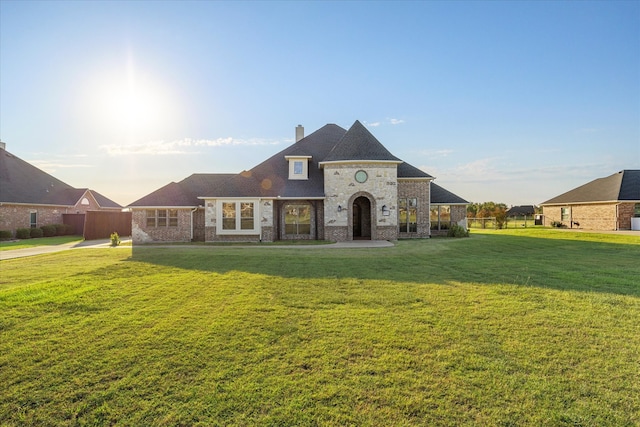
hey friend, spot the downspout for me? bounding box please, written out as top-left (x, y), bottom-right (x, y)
top-left (190, 206), bottom-right (198, 241)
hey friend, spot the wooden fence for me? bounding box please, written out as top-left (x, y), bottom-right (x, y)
top-left (83, 211), bottom-right (131, 240)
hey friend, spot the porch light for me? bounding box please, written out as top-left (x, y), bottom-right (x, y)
top-left (338, 205), bottom-right (343, 212)
top-left (382, 205), bottom-right (390, 216)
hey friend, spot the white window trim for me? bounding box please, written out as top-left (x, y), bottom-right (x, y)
top-left (216, 199), bottom-right (260, 235)
top-left (285, 156), bottom-right (312, 180)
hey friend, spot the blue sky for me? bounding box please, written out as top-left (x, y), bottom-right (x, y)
top-left (1, 0), bottom-right (638, 206)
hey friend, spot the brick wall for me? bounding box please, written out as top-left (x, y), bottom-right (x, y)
top-left (1, 204), bottom-right (69, 235)
top-left (543, 203), bottom-right (619, 230)
top-left (617, 203), bottom-right (636, 230)
top-left (397, 179), bottom-right (431, 238)
top-left (131, 209), bottom-right (193, 243)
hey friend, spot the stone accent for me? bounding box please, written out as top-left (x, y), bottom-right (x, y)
top-left (325, 225), bottom-right (349, 242)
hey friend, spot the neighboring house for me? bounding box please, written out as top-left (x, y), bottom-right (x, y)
top-left (128, 121), bottom-right (469, 243)
top-left (506, 205), bottom-right (536, 217)
top-left (540, 170), bottom-right (640, 230)
top-left (0, 143), bottom-right (122, 235)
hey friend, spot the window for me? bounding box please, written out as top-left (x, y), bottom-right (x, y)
top-left (430, 205), bottom-right (452, 230)
top-left (285, 203), bottom-right (311, 235)
top-left (634, 203), bottom-right (640, 217)
top-left (30, 212), bottom-right (37, 228)
top-left (146, 209), bottom-right (178, 227)
top-left (399, 198), bottom-right (418, 232)
top-left (81, 197), bottom-right (90, 205)
top-left (219, 201), bottom-right (257, 233)
top-left (286, 156), bottom-right (311, 180)
top-left (561, 207), bottom-right (570, 221)
top-left (222, 202), bottom-right (236, 230)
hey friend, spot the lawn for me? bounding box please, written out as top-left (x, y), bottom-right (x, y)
top-left (1, 229), bottom-right (639, 426)
top-left (0, 236), bottom-right (82, 251)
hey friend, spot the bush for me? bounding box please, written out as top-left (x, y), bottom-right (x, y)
top-left (110, 232), bottom-right (121, 247)
top-left (447, 223), bottom-right (470, 238)
top-left (550, 221), bottom-right (565, 228)
top-left (41, 225), bottom-right (57, 237)
top-left (0, 230), bottom-right (13, 240)
top-left (30, 228), bottom-right (44, 238)
top-left (54, 224), bottom-right (67, 236)
top-left (64, 224), bottom-right (76, 235)
top-left (15, 228), bottom-right (31, 239)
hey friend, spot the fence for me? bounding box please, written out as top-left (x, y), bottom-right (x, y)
top-left (467, 217), bottom-right (497, 229)
top-left (83, 211), bottom-right (132, 240)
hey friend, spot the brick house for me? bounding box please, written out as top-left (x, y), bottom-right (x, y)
top-left (0, 143), bottom-right (122, 235)
top-left (541, 170), bottom-right (640, 231)
top-left (128, 121), bottom-right (469, 243)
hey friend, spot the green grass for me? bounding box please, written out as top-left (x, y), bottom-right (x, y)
top-left (1, 229), bottom-right (639, 426)
top-left (0, 236), bottom-right (82, 251)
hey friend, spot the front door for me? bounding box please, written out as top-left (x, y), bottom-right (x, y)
top-left (352, 196), bottom-right (371, 240)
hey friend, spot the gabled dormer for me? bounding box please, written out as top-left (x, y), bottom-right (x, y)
top-left (285, 155), bottom-right (312, 180)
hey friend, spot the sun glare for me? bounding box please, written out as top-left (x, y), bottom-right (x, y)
top-left (83, 52), bottom-right (179, 144)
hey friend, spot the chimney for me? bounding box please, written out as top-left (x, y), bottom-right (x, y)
top-left (0, 141), bottom-right (5, 150)
top-left (295, 125), bottom-right (304, 142)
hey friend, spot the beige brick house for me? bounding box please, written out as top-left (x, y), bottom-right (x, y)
top-left (0, 143), bottom-right (122, 236)
top-left (128, 121), bottom-right (469, 243)
top-left (541, 170), bottom-right (640, 231)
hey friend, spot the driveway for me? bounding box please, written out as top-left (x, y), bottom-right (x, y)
top-left (0, 238), bottom-right (131, 260)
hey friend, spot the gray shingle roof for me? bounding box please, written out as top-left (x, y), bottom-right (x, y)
top-left (430, 182), bottom-right (469, 205)
top-left (541, 170), bottom-right (640, 204)
top-left (322, 120), bottom-right (402, 163)
top-left (128, 121), bottom-right (440, 205)
top-left (0, 148), bottom-right (121, 208)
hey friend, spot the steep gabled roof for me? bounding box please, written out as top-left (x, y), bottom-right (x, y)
top-left (397, 162), bottom-right (433, 179)
top-left (430, 182), bottom-right (469, 205)
top-left (207, 124), bottom-right (347, 198)
top-left (541, 170), bottom-right (640, 205)
top-left (0, 148), bottom-right (121, 208)
top-left (321, 120), bottom-right (402, 163)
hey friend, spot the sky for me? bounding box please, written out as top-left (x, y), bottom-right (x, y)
top-left (1, 0), bottom-right (638, 207)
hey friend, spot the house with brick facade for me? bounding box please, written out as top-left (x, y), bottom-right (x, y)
top-left (541, 170), bottom-right (640, 231)
top-left (0, 143), bottom-right (122, 236)
top-left (128, 121), bottom-right (469, 243)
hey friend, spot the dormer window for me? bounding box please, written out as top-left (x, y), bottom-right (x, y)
top-left (285, 155), bottom-right (311, 180)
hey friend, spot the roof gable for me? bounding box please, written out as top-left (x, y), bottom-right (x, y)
top-left (542, 170), bottom-right (640, 204)
top-left (321, 120), bottom-right (402, 163)
top-left (128, 174), bottom-right (234, 207)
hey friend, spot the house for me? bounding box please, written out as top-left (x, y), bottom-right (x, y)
top-left (0, 142), bottom-right (122, 235)
top-left (128, 121), bottom-right (469, 243)
top-left (506, 205), bottom-right (536, 217)
top-left (540, 170), bottom-right (640, 230)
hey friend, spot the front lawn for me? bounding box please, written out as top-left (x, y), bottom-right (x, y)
top-left (1, 229), bottom-right (638, 425)
top-left (0, 235), bottom-right (82, 251)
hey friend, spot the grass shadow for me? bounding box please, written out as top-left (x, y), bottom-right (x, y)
top-left (130, 233), bottom-right (640, 297)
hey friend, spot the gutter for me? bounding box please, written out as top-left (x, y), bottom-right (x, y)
top-left (190, 206), bottom-right (198, 241)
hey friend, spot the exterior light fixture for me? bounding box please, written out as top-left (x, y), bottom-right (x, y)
top-left (382, 205), bottom-right (390, 216)
top-left (338, 205), bottom-right (343, 212)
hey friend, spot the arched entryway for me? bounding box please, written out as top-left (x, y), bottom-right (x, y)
top-left (352, 196), bottom-right (372, 240)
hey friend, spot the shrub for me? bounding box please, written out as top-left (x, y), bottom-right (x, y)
top-left (15, 228), bottom-right (31, 239)
top-left (64, 224), bottom-right (76, 235)
top-left (41, 225), bottom-right (57, 237)
top-left (110, 232), bottom-right (121, 247)
top-left (551, 221), bottom-right (565, 228)
top-left (30, 227), bottom-right (44, 238)
top-left (0, 230), bottom-right (13, 240)
top-left (54, 224), bottom-right (67, 236)
top-left (447, 223), bottom-right (470, 238)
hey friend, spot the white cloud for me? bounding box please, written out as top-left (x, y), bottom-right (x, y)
top-left (365, 121), bottom-right (381, 127)
top-left (389, 118), bottom-right (405, 125)
top-left (29, 159), bottom-right (94, 173)
top-left (419, 149), bottom-right (454, 158)
top-left (100, 137), bottom-right (281, 156)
